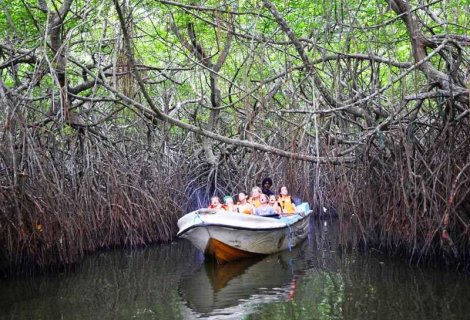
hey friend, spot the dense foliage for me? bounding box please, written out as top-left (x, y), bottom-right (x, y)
top-left (1, 0), bottom-right (470, 272)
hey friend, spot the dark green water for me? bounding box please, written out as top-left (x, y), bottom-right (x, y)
top-left (1, 220), bottom-right (469, 319)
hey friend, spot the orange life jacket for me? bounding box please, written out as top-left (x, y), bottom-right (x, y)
top-left (278, 195), bottom-right (296, 214)
top-left (238, 203), bottom-right (253, 214)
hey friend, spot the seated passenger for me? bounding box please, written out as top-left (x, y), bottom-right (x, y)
top-left (237, 192), bottom-right (255, 215)
top-left (278, 186), bottom-right (297, 215)
top-left (255, 194), bottom-right (279, 218)
top-left (249, 186), bottom-right (262, 208)
top-left (223, 195), bottom-right (238, 212)
top-left (269, 195), bottom-right (282, 214)
top-left (208, 196), bottom-right (223, 209)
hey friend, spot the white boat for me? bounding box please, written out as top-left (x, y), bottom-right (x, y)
top-left (177, 202), bottom-right (312, 263)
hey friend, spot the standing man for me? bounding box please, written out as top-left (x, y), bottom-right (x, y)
top-left (261, 177), bottom-right (274, 196)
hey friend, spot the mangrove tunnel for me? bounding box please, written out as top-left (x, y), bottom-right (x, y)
top-left (1, 0), bottom-right (470, 275)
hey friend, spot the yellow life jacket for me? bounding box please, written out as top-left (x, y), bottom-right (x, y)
top-left (278, 195), bottom-right (296, 214)
top-left (249, 197), bottom-right (261, 208)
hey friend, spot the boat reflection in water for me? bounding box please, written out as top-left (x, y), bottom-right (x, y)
top-left (178, 240), bottom-right (311, 319)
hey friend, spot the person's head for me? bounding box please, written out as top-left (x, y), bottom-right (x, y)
top-left (262, 177), bottom-right (273, 190)
top-left (238, 192), bottom-right (248, 202)
top-left (269, 195), bottom-right (277, 204)
top-left (211, 196), bottom-right (221, 206)
top-left (251, 186), bottom-right (262, 198)
top-left (259, 194), bottom-right (269, 205)
top-left (224, 196), bottom-right (234, 205)
top-left (280, 186), bottom-right (289, 196)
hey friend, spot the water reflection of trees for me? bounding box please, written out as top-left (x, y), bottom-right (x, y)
top-left (248, 220), bottom-right (470, 320)
top-left (0, 241), bottom-right (200, 319)
top-left (340, 256), bottom-right (470, 320)
top-left (2, 220), bottom-right (470, 320)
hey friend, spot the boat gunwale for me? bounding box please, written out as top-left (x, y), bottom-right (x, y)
top-left (177, 210), bottom-right (312, 238)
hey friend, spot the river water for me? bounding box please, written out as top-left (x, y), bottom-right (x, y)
top-left (1, 219), bottom-right (469, 319)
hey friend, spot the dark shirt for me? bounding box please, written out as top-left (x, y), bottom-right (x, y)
top-left (261, 187), bottom-right (274, 197)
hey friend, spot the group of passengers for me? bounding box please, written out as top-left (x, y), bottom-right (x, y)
top-left (207, 177), bottom-right (297, 218)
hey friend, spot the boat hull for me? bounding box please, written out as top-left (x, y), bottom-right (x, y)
top-left (177, 203), bottom-right (312, 263)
